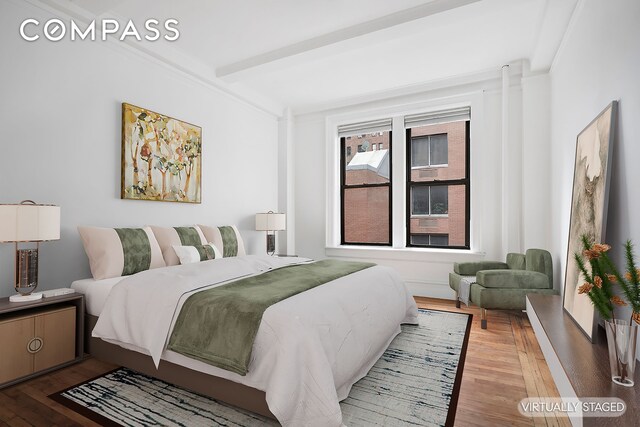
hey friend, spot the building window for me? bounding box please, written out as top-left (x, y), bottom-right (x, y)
top-left (410, 233), bottom-right (449, 246)
top-left (372, 144), bottom-right (377, 151)
top-left (346, 146), bottom-right (351, 157)
top-left (411, 134), bottom-right (448, 168)
top-left (340, 128), bottom-right (392, 245)
top-left (406, 114), bottom-right (469, 249)
top-left (378, 143), bottom-right (383, 150)
top-left (411, 185), bottom-right (448, 216)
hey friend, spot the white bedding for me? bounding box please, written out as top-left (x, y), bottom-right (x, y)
top-left (91, 255), bottom-right (418, 427)
top-left (71, 277), bottom-right (123, 316)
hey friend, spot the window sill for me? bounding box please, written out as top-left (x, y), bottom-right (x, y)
top-left (411, 164), bottom-right (448, 169)
top-left (325, 245), bottom-right (486, 263)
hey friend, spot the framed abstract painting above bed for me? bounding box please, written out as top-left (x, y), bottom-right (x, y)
top-left (121, 103), bottom-right (202, 203)
top-left (563, 101), bottom-right (618, 341)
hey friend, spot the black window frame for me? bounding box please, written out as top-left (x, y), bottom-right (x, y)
top-left (340, 131), bottom-right (393, 246)
top-left (406, 120), bottom-right (470, 249)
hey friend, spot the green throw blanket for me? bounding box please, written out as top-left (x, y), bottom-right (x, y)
top-left (167, 259), bottom-right (375, 375)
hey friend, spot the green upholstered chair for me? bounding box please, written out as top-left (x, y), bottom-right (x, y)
top-left (449, 249), bottom-right (558, 329)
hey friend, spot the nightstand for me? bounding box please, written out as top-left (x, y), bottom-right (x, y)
top-left (0, 293), bottom-right (84, 389)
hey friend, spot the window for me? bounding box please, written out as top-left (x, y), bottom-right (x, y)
top-left (406, 111), bottom-right (469, 249)
top-left (411, 134), bottom-right (448, 168)
top-left (336, 108), bottom-right (469, 250)
top-left (339, 118), bottom-right (393, 245)
top-left (410, 234), bottom-right (449, 246)
top-left (411, 185), bottom-right (448, 216)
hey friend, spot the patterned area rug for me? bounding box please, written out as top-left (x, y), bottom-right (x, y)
top-left (50, 309), bottom-right (471, 427)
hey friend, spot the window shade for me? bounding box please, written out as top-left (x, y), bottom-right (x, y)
top-left (338, 118), bottom-right (392, 137)
top-left (404, 107), bottom-right (470, 129)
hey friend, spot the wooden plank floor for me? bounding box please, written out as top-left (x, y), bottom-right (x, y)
top-left (0, 298), bottom-right (570, 427)
top-left (415, 297), bottom-right (570, 427)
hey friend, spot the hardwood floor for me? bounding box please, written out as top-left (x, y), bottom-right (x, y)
top-left (415, 297), bottom-right (570, 427)
top-left (0, 298), bottom-right (570, 426)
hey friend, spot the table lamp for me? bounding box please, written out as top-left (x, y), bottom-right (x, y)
top-left (0, 200), bottom-right (60, 302)
top-left (255, 211), bottom-right (286, 256)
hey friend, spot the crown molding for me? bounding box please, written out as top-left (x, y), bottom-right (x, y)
top-left (293, 62), bottom-right (525, 117)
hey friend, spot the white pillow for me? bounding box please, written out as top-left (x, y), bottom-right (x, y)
top-left (78, 226), bottom-right (166, 280)
top-left (172, 243), bottom-right (222, 264)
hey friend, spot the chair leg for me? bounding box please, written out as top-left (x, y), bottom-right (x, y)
top-left (481, 308), bottom-right (487, 329)
top-left (454, 292), bottom-right (461, 308)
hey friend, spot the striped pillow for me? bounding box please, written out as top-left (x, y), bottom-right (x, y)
top-left (150, 226), bottom-right (208, 266)
top-left (172, 243), bottom-right (222, 264)
top-left (198, 225), bottom-right (246, 257)
top-left (78, 226), bottom-right (166, 280)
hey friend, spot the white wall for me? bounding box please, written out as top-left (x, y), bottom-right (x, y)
top-left (550, 0), bottom-right (640, 293)
top-left (294, 70), bottom-right (550, 298)
top-left (549, 0), bottom-right (640, 357)
top-left (0, 0), bottom-right (280, 296)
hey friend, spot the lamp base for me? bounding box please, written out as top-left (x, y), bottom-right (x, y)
top-left (9, 292), bottom-right (43, 303)
top-left (266, 233), bottom-right (276, 256)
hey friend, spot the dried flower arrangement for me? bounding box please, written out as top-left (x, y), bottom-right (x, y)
top-left (575, 235), bottom-right (640, 386)
top-left (575, 236), bottom-right (640, 322)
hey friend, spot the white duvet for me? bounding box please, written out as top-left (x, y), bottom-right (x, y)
top-left (92, 255), bottom-right (418, 427)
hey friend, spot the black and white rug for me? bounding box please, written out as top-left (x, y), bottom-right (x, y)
top-left (51, 309), bottom-right (471, 427)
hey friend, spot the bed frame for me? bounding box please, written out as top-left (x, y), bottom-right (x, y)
top-left (85, 315), bottom-right (276, 420)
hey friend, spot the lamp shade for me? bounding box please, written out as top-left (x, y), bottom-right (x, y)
top-left (255, 212), bottom-right (286, 231)
top-left (0, 202), bottom-right (60, 242)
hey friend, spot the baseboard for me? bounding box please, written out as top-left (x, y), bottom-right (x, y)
top-left (406, 281), bottom-right (455, 300)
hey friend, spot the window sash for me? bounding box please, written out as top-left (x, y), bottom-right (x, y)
top-left (405, 120), bottom-right (470, 250)
top-left (340, 133), bottom-right (393, 246)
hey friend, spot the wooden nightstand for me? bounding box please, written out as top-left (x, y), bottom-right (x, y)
top-left (0, 293), bottom-right (84, 389)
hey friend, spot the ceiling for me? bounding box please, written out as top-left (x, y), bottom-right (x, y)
top-left (41, 0), bottom-right (578, 115)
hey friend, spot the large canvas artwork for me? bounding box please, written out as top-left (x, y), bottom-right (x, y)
top-left (121, 103), bottom-right (202, 203)
top-left (563, 101), bottom-right (617, 341)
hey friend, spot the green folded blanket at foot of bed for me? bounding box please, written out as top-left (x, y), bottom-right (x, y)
top-left (167, 259), bottom-right (375, 375)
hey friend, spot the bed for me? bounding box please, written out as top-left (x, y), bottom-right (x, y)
top-left (72, 254), bottom-right (418, 427)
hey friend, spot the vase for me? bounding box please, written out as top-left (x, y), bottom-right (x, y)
top-left (605, 319), bottom-right (638, 387)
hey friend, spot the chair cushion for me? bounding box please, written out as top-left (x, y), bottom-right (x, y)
top-left (453, 261), bottom-right (508, 276)
top-left (476, 269), bottom-right (550, 289)
top-left (526, 249), bottom-right (554, 288)
top-left (470, 283), bottom-right (558, 309)
top-left (506, 253), bottom-right (526, 270)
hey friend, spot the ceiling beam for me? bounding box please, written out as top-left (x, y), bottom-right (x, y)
top-left (216, 0), bottom-right (481, 80)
